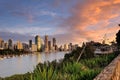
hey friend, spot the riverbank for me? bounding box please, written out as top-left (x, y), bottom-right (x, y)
top-left (0, 49), bottom-right (66, 60)
top-left (0, 49), bottom-right (33, 60)
top-left (0, 52), bottom-right (66, 78)
top-left (0, 52), bottom-right (118, 80)
top-left (0, 53), bottom-right (32, 60)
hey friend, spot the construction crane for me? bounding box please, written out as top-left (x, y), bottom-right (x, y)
top-left (102, 34), bottom-right (109, 44)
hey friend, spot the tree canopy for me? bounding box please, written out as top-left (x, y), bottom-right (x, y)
top-left (116, 30), bottom-right (120, 46)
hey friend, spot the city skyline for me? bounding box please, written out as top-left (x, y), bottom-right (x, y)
top-left (0, 34), bottom-right (74, 52)
top-left (0, 0), bottom-right (120, 45)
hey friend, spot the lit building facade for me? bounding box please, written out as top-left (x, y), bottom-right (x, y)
top-left (31, 44), bottom-right (37, 52)
top-left (17, 41), bottom-right (23, 50)
top-left (4, 43), bottom-right (8, 49)
top-left (45, 35), bottom-right (48, 52)
top-left (64, 44), bottom-right (68, 51)
top-left (0, 38), bottom-right (4, 49)
top-left (35, 35), bottom-right (42, 51)
top-left (0, 38), bottom-right (3, 48)
top-left (0, 39), bottom-right (4, 50)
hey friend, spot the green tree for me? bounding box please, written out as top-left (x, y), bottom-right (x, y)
top-left (82, 45), bottom-right (95, 59)
top-left (116, 30), bottom-right (120, 49)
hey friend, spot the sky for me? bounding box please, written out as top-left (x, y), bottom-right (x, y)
top-left (0, 0), bottom-right (120, 45)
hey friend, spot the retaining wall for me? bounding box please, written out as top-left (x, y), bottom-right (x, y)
top-left (94, 54), bottom-right (120, 80)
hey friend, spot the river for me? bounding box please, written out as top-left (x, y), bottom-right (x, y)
top-left (0, 52), bottom-right (66, 78)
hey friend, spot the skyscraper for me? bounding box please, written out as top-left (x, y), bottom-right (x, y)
top-left (53, 38), bottom-right (57, 51)
top-left (64, 44), bottom-right (67, 51)
top-left (1, 40), bottom-right (4, 49)
top-left (45, 35), bottom-right (48, 52)
top-left (4, 43), bottom-right (8, 49)
top-left (31, 44), bottom-right (37, 52)
top-left (0, 39), bottom-right (4, 49)
top-left (29, 40), bottom-right (32, 48)
top-left (22, 43), bottom-right (29, 51)
top-left (53, 38), bottom-right (56, 47)
top-left (17, 41), bottom-right (23, 50)
top-left (48, 41), bottom-right (51, 52)
top-left (8, 39), bottom-right (13, 49)
top-left (0, 38), bottom-right (3, 48)
top-left (35, 35), bottom-right (42, 51)
top-left (68, 43), bottom-right (73, 51)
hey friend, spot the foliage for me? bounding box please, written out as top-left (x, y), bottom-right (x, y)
top-left (64, 47), bottom-right (82, 61)
top-left (116, 30), bottom-right (120, 47)
top-left (81, 54), bottom-right (117, 68)
top-left (31, 62), bottom-right (59, 80)
top-left (82, 45), bottom-right (95, 59)
top-left (64, 45), bottom-right (95, 62)
top-left (31, 61), bottom-right (101, 80)
top-left (0, 50), bottom-right (118, 80)
top-left (0, 73), bottom-right (31, 80)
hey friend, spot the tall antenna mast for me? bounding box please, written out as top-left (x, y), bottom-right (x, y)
top-left (102, 34), bottom-right (107, 44)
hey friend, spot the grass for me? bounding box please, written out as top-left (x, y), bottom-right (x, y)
top-left (80, 54), bottom-right (116, 68)
top-left (31, 64), bottom-right (58, 80)
top-left (30, 53), bottom-right (117, 80)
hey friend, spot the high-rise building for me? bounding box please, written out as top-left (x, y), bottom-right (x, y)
top-left (48, 41), bottom-right (51, 52)
top-left (22, 43), bottom-right (29, 51)
top-left (14, 44), bottom-right (17, 50)
top-left (64, 44), bottom-right (68, 51)
top-left (68, 43), bottom-right (73, 51)
top-left (4, 43), bottom-right (8, 49)
top-left (55, 45), bottom-right (58, 51)
top-left (29, 40), bottom-right (32, 48)
top-left (35, 35), bottom-right (42, 51)
top-left (17, 41), bottom-right (23, 50)
top-left (53, 38), bottom-right (58, 51)
top-left (31, 44), bottom-right (37, 52)
top-left (0, 39), bottom-right (4, 50)
top-left (8, 39), bottom-right (13, 49)
top-left (53, 38), bottom-right (56, 47)
top-left (45, 35), bottom-right (48, 52)
top-left (0, 38), bottom-right (3, 48)
top-left (1, 40), bottom-right (4, 48)
top-left (59, 45), bottom-right (63, 51)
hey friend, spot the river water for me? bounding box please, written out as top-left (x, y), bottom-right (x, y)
top-left (0, 52), bottom-right (66, 77)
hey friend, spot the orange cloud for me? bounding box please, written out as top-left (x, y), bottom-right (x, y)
top-left (59, 0), bottom-right (120, 45)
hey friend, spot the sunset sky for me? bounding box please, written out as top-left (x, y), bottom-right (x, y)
top-left (0, 0), bottom-right (120, 45)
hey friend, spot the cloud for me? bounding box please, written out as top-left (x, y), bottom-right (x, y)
top-left (39, 10), bottom-right (57, 17)
top-left (12, 10), bottom-right (34, 23)
top-left (0, 31), bottom-right (34, 43)
top-left (57, 0), bottom-right (120, 44)
top-left (12, 9), bottom-right (57, 23)
top-left (1, 0), bottom-right (120, 46)
top-left (0, 1), bottom-right (34, 23)
top-left (0, 26), bottom-right (51, 35)
top-left (0, 0), bottom-right (57, 23)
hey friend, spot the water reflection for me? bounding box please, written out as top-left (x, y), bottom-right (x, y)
top-left (0, 52), bottom-right (66, 77)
